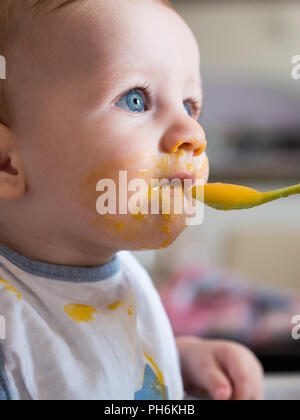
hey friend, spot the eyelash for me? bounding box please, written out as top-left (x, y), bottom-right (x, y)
top-left (118, 83), bottom-right (202, 119)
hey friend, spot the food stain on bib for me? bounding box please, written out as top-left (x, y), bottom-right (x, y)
top-left (64, 304), bottom-right (98, 323)
top-left (0, 278), bottom-right (22, 300)
top-left (107, 300), bottom-right (123, 311)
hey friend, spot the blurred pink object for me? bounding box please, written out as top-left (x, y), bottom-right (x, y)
top-left (159, 263), bottom-right (300, 345)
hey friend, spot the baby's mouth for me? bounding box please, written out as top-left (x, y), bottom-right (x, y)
top-left (167, 171), bottom-right (196, 187)
top-left (165, 171), bottom-right (197, 197)
top-left (148, 171), bottom-right (196, 201)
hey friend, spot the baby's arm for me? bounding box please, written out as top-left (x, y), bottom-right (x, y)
top-left (176, 336), bottom-right (265, 400)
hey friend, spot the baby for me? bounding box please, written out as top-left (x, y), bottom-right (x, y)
top-left (0, 0), bottom-right (264, 400)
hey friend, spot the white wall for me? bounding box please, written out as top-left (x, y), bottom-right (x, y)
top-left (173, 0), bottom-right (300, 91)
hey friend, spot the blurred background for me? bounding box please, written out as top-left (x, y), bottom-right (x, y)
top-left (134, 0), bottom-right (300, 384)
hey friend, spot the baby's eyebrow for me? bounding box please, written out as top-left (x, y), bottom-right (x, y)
top-left (110, 64), bottom-right (202, 90)
top-left (108, 64), bottom-right (160, 84)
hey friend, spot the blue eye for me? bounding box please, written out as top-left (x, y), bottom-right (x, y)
top-left (184, 102), bottom-right (192, 117)
top-left (115, 89), bottom-right (146, 113)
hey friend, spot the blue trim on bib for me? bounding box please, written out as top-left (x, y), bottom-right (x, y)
top-left (0, 344), bottom-right (11, 401)
top-left (0, 244), bottom-right (120, 282)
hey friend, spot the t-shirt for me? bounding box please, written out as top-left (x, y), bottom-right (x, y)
top-left (0, 244), bottom-right (183, 400)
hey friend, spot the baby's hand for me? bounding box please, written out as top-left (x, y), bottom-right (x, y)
top-left (176, 336), bottom-right (265, 400)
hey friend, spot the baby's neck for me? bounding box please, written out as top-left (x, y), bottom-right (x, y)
top-left (0, 236), bottom-right (117, 268)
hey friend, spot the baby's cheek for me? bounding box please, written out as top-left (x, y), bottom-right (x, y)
top-left (195, 153), bottom-right (209, 183)
top-left (79, 153), bottom-right (154, 213)
top-left (78, 152), bottom-right (192, 250)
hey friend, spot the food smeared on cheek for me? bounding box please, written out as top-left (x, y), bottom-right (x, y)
top-left (132, 212), bottom-right (147, 221)
top-left (195, 155), bottom-right (209, 181)
top-left (115, 222), bottom-right (125, 232)
top-left (186, 163), bottom-right (194, 173)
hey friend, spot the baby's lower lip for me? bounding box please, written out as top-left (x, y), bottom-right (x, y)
top-left (168, 172), bottom-right (196, 186)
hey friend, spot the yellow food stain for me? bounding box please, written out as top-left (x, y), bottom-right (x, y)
top-left (194, 140), bottom-right (208, 156)
top-left (132, 212), bottom-right (147, 221)
top-left (107, 300), bottom-right (123, 311)
top-left (171, 141), bottom-right (185, 153)
top-left (171, 139), bottom-right (207, 156)
top-left (81, 150), bottom-right (206, 250)
top-left (156, 155), bottom-right (170, 170)
top-left (143, 351), bottom-right (167, 400)
top-left (186, 163), bottom-right (194, 173)
top-left (160, 224), bottom-right (171, 235)
top-left (0, 278), bottom-right (22, 300)
top-left (64, 304), bottom-right (98, 323)
top-left (157, 236), bottom-right (173, 249)
top-left (128, 304), bottom-right (134, 316)
top-left (137, 169), bottom-right (149, 175)
top-left (115, 222), bottom-right (125, 232)
top-left (157, 213), bottom-right (181, 249)
top-left (90, 218), bottom-right (99, 227)
top-left (176, 149), bottom-right (185, 158)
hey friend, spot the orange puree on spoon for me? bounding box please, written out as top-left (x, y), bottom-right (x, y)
top-left (192, 182), bottom-right (300, 210)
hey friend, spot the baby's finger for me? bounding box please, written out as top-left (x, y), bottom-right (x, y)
top-left (195, 359), bottom-right (233, 400)
top-left (217, 344), bottom-right (264, 400)
top-left (232, 361), bottom-right (264, 401)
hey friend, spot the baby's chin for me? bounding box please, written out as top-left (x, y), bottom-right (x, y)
top-left (91, 212), bottom-right (188, 251)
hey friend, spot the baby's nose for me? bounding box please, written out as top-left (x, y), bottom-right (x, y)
top-left (170, 137), bottom-right (207, 156)
top-left (161, 120), bottom-right (207, 157)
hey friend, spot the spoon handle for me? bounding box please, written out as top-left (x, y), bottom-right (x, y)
top-left (261, 183), bottom-right (300, 204)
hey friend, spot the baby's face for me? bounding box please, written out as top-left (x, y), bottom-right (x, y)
top-left (13, 0), bottom-right (208, 255)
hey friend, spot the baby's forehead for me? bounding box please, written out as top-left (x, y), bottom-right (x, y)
top-left (54, 0), bottom-right (199, 79)
top-left (20, 0), bottom-right (200, 99)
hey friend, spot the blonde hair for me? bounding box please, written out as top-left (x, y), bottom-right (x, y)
top-left (0, 0), bottom-right (174, 126)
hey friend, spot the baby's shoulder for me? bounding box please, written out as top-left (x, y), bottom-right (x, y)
top-left (117, 251), bottom-right (162, 303)
top-left (118, 251), bottom-right (153, 284)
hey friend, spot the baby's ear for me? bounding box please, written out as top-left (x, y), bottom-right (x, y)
top-left (0, 123), bottom-right (26, 200)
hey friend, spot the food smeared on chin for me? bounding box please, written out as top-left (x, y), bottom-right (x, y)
top-left (79, 150), bottom-right (208, 249)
